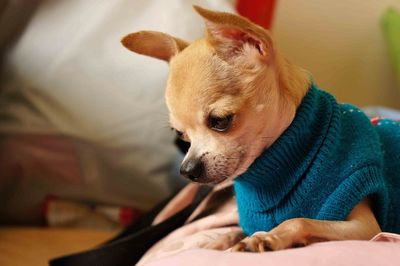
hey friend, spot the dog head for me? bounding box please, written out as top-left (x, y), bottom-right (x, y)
top-left (122, 6), bottom-right (310, 184)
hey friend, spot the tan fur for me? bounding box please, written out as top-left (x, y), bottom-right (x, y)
top-left (121, 31), bottom-right (188, 62)
top-left (121, 5), bottom-right (380, 252)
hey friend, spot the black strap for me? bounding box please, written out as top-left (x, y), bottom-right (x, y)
top-left (49, 185), bottom-right (212, 266)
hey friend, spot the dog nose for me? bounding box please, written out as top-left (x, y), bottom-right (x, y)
top-left (180, 159), bottom-right (204, 181)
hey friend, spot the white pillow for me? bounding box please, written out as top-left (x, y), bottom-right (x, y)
top-left (0, 0), bottom-right (235, 221)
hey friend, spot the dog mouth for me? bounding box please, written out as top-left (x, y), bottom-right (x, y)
top-left (201, 152), bottom-right (248, 185)
top-left (191, 175), bottom-right (229, 185)
top-left (180, 166), bottom-right (231, 185)
top-left (180, 149), bottom-right (247, 185)
top-left (187, 162), bottom-right (243, 185)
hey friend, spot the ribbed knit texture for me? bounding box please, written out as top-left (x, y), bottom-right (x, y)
top-left (234, 84), bottom-right (400, 235)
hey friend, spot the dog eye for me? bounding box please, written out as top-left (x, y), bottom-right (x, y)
top-left (208, 114), bottom-right (233, 132)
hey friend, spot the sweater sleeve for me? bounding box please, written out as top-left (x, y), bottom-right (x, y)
top-left (316, 165), bottom-right (391, 230)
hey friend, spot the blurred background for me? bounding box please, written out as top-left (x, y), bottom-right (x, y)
top-left (0, 0), bottom-right (399, 243)
top-left (0, 0), bottom-right (399, 264)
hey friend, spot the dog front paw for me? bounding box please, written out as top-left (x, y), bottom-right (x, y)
top-left (204, 229), bottom-right (246, 250)
top-left (231, 232), bottom-right (287, 252)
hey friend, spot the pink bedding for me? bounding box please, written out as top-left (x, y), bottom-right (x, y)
top-left (144, 233), bottom-right (400, 266)
top-left (139, 183), bottom-right (400, 265)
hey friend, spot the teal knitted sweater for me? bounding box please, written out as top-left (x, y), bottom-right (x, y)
top-left (234, 84), bottom-right (400, 236)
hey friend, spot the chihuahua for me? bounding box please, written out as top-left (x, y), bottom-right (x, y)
top-left (121, 6), bottom-right (399, 252)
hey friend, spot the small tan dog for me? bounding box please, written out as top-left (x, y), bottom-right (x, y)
top-left (122, 6), bottom-right (384, 252)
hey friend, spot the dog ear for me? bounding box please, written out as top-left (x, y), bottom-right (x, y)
top-left (193, 5), bottom-right (273, 63)
top-left (121, 31), bottom-right (189, 62)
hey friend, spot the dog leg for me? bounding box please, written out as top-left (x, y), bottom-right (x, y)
top-left (232, 198), bottom-right (381, 252)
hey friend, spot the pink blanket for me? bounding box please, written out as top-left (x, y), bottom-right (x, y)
top-left (139, 183), bottom-right (400, 265)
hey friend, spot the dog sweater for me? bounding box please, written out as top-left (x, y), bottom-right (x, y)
top-left (234, 84), bottom-right (400, 236)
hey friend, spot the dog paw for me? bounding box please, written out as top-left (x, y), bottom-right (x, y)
top-left (204, 230), bottom-right (246, 250)
top-left (231, 232), bottom-right (286, 252)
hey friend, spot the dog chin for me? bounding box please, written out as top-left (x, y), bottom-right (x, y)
top-left (201, 167), bottom-right (246, 186)
top-left (206, 157), bottom-right (256, 186)
top-left (190, 175), bottom-right (229, 185)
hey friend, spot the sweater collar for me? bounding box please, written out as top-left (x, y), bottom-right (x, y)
top-left (234, 84), bottom-right (338, 211)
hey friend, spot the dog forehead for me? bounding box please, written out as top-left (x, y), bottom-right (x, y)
top-left (167, 43), bottom-right (240, 104)
top-left (167, 42), bottom-right (214, 93)
top-left (167, 41), bottom-right (239, 94)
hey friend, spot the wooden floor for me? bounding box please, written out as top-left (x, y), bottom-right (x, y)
top-left (0, 227), bottom-right (116, 266)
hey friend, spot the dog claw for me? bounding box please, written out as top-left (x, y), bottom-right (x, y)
top-left (258, 240), bottom-right (273, 252)
top-left (231, 236), bottom-right (271, 252)
top-left (231, 242), bottom-right (247, 252)
top-left (231, 233), bottom-right (284, 252)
